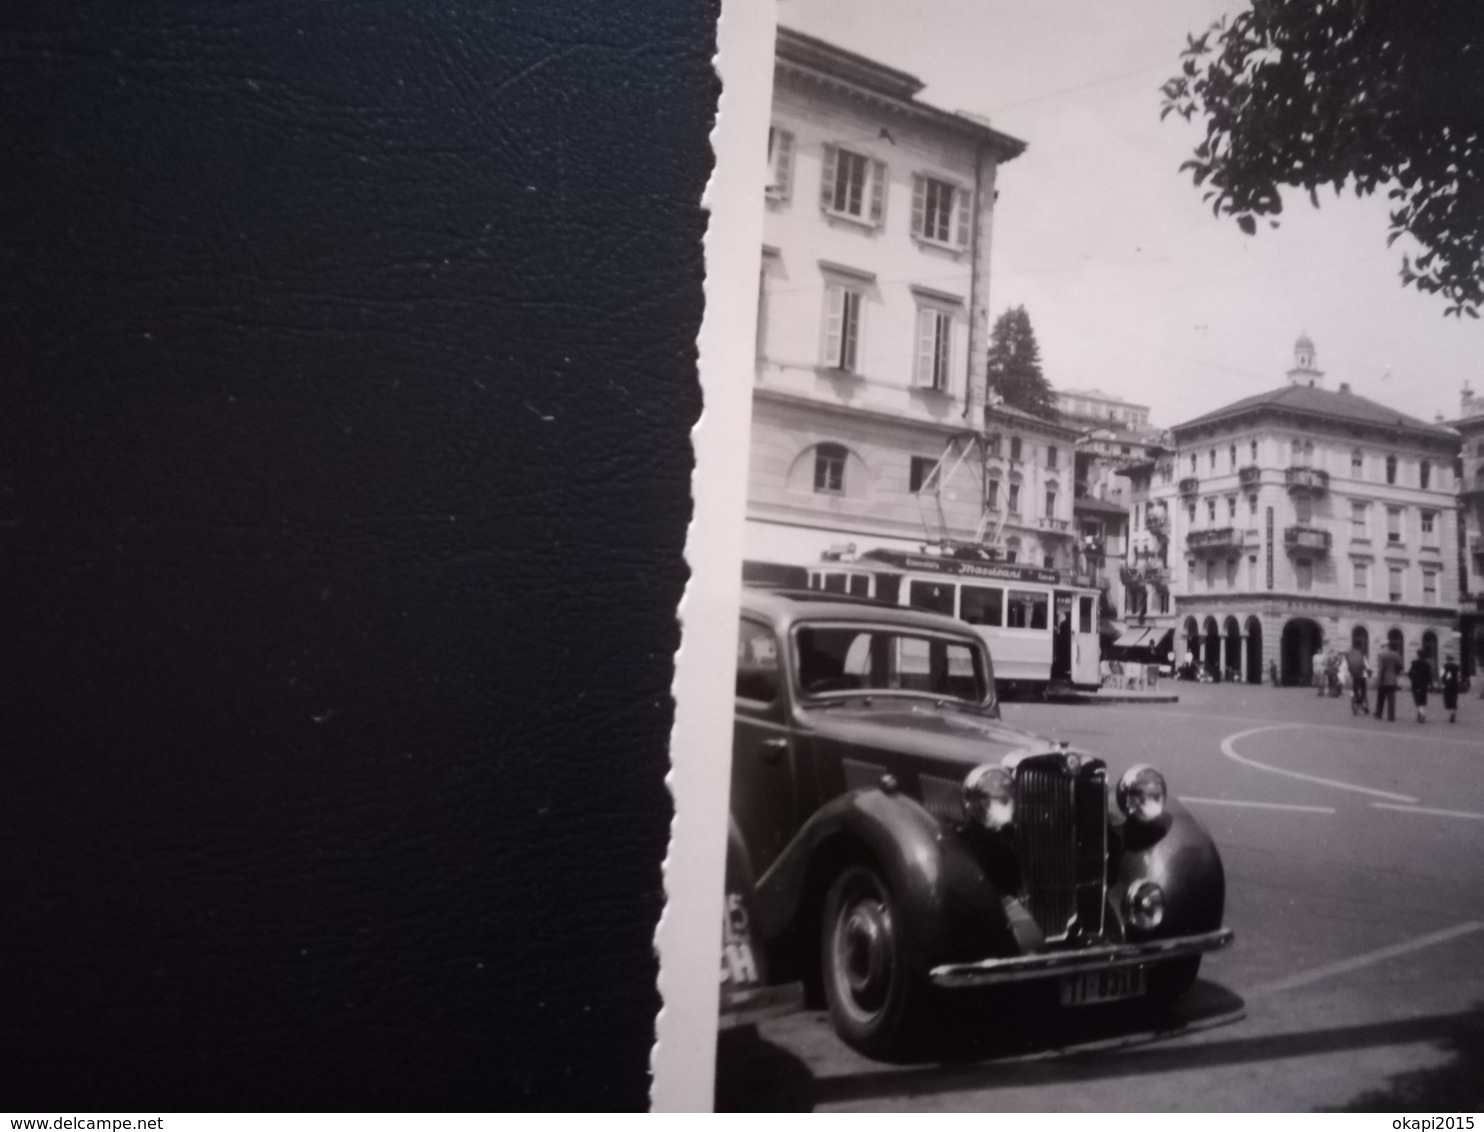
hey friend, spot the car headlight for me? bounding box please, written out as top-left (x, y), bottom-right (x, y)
top-left (963, 765), bottom-right (1014, 830)
top-left (1123, 879), bottom-right (1165, 930)
top-left (1117, 764), bottom-right (1167, 823)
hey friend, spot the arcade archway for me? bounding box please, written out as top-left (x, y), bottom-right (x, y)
top-left (1203, 616), bottom-right (1221, 679)
top-left (1281, 618), bottom-right (1324, 686)
top-left (1223, 616), bottom-right (1241, 680)
top-left (1351, 624), bottom-right (1369, 656)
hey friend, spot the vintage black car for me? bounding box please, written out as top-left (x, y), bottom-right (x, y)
top-left (723, 587), bottom-right (1233, 1056)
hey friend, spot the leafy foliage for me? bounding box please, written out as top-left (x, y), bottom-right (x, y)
top-left (986, 306), bottom-right (1058, 419)
top-left (1161, 0), bottom-right (1484, 317)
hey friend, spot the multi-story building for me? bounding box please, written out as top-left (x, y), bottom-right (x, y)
top-left (1156, 335), bottom-right (1459, 683)
top-left (1115, 451), bottom-right (1177, 655)
top-left (1448, 384), bottom-right (1484, 674)
top-left (744, 28), bottom-right (1031, 571)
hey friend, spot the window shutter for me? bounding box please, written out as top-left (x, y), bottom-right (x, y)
top-left (774, 130), bottom-right (794, 201)
top-left (819, 144), bottom-right (837, 212)
top-left (911, 174), bottom-right (925, 238)
top-left (869, 159), bottom-right (887, 226)
top-left (936, 316), bottom-right (952, 391)
top-left (824, 286), bottom-right (845, 366)
top-left (955, 185), bottom-right (971, 248)
top-left (913, 308), bottom-right (934, 386)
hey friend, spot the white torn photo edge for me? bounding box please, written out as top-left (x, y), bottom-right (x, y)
top-left (652, 0), bottom-right (775, 1113)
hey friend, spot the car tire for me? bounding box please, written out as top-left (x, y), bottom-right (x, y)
top-left (1147, 956), bottom-right (1201, 1005)
top-left (820, 864), bottom-right (926, 1058)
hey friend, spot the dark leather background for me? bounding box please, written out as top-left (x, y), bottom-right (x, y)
top-left (0, 1), bottom-right (714, 1110)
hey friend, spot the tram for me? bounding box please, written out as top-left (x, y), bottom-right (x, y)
top-left (798, 544), bottom-right (1103, 694)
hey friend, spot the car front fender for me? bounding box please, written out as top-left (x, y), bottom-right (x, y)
top-left (1113, 799), bottom-right (1226, 938)
top-left (750, 788), bottom-right (1023, 971)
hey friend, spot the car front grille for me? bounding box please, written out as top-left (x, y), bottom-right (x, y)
top-left (1013, 756), bottom-right (1107, 942)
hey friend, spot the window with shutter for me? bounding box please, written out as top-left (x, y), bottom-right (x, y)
top-left (823, 285), bottom-right (863, 372)
top-left (911, 174), bottom-right (926, 238)
top-left (868, 159), bottom-right (887, 226)
top-left (766, 127), bottom-right (794, 201)
top-left (819, 143), bottom-right (837, 213)
top-left (913, 308), bottom-right (951, 391)
top-left (955, 186), bottom-right (971, 248)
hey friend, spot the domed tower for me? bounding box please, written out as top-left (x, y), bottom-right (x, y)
top-left (1286, 332), bottom-right (1325, 388)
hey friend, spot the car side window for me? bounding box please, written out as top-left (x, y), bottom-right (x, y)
top-left (736, 619), bottom-right (780, 703)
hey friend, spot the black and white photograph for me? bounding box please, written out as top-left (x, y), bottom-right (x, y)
top-left (672, 0), bottom-right (1484, 1113)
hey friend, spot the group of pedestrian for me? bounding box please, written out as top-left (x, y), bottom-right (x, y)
top-left (1338, 642), bottom-right (1461, 723)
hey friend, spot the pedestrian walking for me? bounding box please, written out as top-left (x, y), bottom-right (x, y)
top-left (1408, 649), bottom-right (1433, 723)
top-left (1313, 648), bottom-right (1326, 695)
top-left (1441, 654), bottom-right (1461, 724)
top-left (1345, 644), bottom-right (1369, 715)
top-left (1374, 641), bottom-right (1402, 722)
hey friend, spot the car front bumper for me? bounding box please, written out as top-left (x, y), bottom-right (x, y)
top-left (928, 926), bottom-right (1234, 989)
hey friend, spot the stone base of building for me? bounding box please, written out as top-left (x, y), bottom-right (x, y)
top-left (1174, 595), bottom-right (1457, 687)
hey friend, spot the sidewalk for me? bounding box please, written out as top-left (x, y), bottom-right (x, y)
top-left (1044, 685), bottom-right (1179, 705)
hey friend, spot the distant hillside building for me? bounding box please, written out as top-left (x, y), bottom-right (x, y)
top-left (1129, 336), bottom-right (1459, 684)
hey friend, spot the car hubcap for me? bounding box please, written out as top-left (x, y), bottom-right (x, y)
top-left (835, 886), bottom-right (892, 1014)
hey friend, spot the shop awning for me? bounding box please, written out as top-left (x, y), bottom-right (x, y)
top-left (1114, 627), bottom-right (1155, 648)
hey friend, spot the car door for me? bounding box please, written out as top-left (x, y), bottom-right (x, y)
top-left (731, 616), bottom-right (798, 881)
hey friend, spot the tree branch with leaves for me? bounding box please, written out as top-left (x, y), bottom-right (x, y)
top-left (1161, 0), bottom-right (1484, 317)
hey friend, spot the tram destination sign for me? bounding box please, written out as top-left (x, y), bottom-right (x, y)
top-left (861, 550), bottom-right (1061, 587)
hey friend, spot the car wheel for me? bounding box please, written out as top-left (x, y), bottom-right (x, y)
top-left (1147, 956), bottom-right (1201, 1006)
top-left (820, 864), bottom-right (924, 1057)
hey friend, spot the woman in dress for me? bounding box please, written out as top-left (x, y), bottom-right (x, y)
top-left (1407, 648), bottom-right (1433, 724)
top-left (1441, 654), bottom-right (1462, 724)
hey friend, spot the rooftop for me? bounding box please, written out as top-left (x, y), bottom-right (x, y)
top-left (1073, 496), bottom-right (1130, 518)
top-left (775, 26), bottom-right (1027, 160)
top-left (1174, 383), bottom-right (1457, 444)
top-left (986, 400), bottom-right (1081, 438)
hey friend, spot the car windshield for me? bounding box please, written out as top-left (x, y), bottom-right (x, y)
top-left (793, 623), bottom-right (991, 704)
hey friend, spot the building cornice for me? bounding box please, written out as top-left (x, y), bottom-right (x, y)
top-left (774, 32), bottom-right (1027, 161)
top-left (753, 385), bottom-right (979, 437)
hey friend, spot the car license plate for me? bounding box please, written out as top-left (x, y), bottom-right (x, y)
top-left (1059, 965), bottom-right (1146, 1007)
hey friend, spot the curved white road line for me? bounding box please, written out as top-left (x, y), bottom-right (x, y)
top-left (1219, 724), bottom-right (1419, 804)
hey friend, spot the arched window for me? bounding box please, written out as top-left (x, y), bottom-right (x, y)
top-left (1229, 444), bottom-right (1237, 468)
top-left (1250, 439), bottom-right (1258, 462)
top-left (1351, 449), bottom-right (1364, 476)
top-left (1351, 625), bottom-right (1369, 656)
top-left (813, 443), bottom-right (848, 494)
top-left (1386, 454), bottom-right (1398, 485)
top-left (1387, 627), bottom-right (1405, 655)
top-left (1420, 459), bottom-right (1431, 490)
top-left (1302, 440), bottom-right (1314, 465)
top-left (1291, 438), bottom-right (1302, 464)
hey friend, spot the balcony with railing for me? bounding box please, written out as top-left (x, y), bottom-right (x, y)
top-left (1285, 466), bottom-right (1330, 494)
top-left (1284, 525), bottom-right (1332, 554)
top-left (1187, 527), bottom-right (1242, 553)
top-left (1237, 465), bottom-right (1262, 486)
top-left (1178, 476), bottom-right (1200, 496)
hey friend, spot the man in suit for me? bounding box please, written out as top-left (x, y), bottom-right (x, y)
top-left (1374, 641), bottom-right (1403, 722)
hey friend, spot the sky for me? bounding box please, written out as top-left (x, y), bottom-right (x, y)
top-left (777, 0), bottom-right (1484, 431)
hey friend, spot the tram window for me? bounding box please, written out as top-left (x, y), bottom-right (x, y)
top-left (822, 573), bottom-right (847, 593)
top-left (961, 584), bottom-right (1004, 627)
top-left (848, 575), bottom-right (871, 597)
top-left (1079, 595), bottom-right (1094, 632)
top-left (908, 580), bottom-right (956, 617)
top-left (1006, 589), bottom-right (1049, 630)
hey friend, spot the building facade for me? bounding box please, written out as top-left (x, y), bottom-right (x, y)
top-left (1449, 385), bottom-right (1484, 674)
top-left (1156, 337), bottom-right (1459, 684)
top-left (1056, 387), bottom-right (1152, 431)
top-left (744, 28), bottom-right (1031, 570)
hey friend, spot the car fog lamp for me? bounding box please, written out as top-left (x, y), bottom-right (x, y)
top-left (963, 765), bottom-right (1014, 831)
top-left (1117, 764), bottom-right (1168, 823)
top-left (1124, 880), bottom-right (1166, 930)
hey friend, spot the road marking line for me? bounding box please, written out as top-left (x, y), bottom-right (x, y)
top-left (1156, 708), bottom-right (1484, 750)
top-left (1220, 724), bottom-right (1419, 803)
top-left (1371, 802), bottom-right (1484, 821)
top-left (1247, 921), bottom-right (1484, 999)
top-left (1180, 796), bottom-right (1335, 814)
